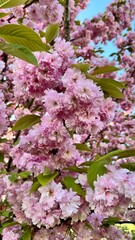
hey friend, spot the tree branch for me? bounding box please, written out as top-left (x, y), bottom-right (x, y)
top-left (64, 0), bottom-right (70, 41)
top-left (23, 0), bottom-right (38, 9)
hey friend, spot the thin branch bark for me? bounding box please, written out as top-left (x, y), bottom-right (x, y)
top-left (23, 0), bottom-right (38, 9)
top-left (83, 134), bottom-right (91, 144)
top-left (6, 156), bottom-right (13, 172)
top-left (64, 0), bottom-right (70, 41)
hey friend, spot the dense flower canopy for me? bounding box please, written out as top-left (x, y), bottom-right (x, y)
top-left (0, 0), bottom-right (135, 239)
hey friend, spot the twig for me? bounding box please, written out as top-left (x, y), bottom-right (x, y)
top-left (6, 156), bottom-right (13, 172)
top-left (83, 134), bottom-right (91, 144)
top-left (23, 0), bottom-right (38, 9)
top-left (1, 53), bottom-right (8, 74)
top-left (7, 14), bottom-right (15, 23)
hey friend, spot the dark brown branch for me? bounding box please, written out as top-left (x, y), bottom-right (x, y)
top-left (64, 0), bottom-right (70, 41)
top-left (1, 53), bottom-right (8, 74)
top-left (128, 207), bottom-right (135, 210)
top-left (7, 15), bottom-right (15, 23)
top-left (23, 0), bottom-right (38, 9)
top-left (14, 130), bottom-right (21, 144)
top-left (130, 70), bottom-right (135, 78)
top-left (83, 134), bottom-right (91, 144)
top-left (6, 156), bottom-right (13, 172)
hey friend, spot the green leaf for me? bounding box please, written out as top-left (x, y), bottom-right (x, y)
top-left (0, 0), bottom-right (9, 7)
top-left (45, 24), bottom-right (59, 43)
top-left (64, 166), bottom-right (87, 173)
top-left (94, 154), bottom-right (101, 160)
top-left (75, 143), bottom-right (92, 152)
top-left (0, 210), bottom-right (10, 217)
top-left (109, 52), bottom-right (117, 57)
top-left (37, 171), bottom-right (59, 186)
top-left (63, 176), bottom-right (85, 197)
top-left (39, 30), bottom-right (46, 38)
top-left (81, 161), bottom-right (94, 166)
top-left (96, 149), bottom-right (135, 163)
top-left (0, 12), bottom-right (10, 18)
top-left (0, 138), bottom-right (7, 143)
top-left (89, 77), bottom-right (125, 89)
top-left (2, 220), bottom-right (19, 228)
top-left (18, 171), bottom-right (31, 179)
top-left (115, 149), bottom-right (135, 159)
top-left (14, 139), bottom-right (20, 146)
top-left (85, 222), bottom-right (93, 230)
top-left (75, 20), bottom-right (81, 26)
top-left (71, 63), bottom-right (90, 73)
top-left (103, 217), bottom-right (121, 227)
top-left (17, 17), bottom-right (23, 24)
top-left (87, 149), bottom-right (135, 168)
top-left (100, 85), bottom-right (124, 99)
top-left (0, 152), bottom-right (4, 162)
top-left (0, 42), bottom-right (38, 66)
top-left (120, 162), bottom-right (135, 171)
top-left (8, 173), bottom-right (18, 182)
top-left (91, 66), bottom-right (120, 75)
top-left (0, 24), bottom-right (50, 52)
top-left (74, 0), bottom-right (79, 4)
top-left (0, 169), bottom-right (7, 175)
top-left (30, 181), bottom-right (41, 193)
top-left (22, 226), bottom-right (31, 240)
top-left (87, 73), bottom-right (124, 99)
top-left (58, 0), bottom-right (65, 6)
top-left (0, 0), bottom-right (26, 8)
top-left (102, 139), bottom-right (110, 143)
top-left (43, 167), bottom-right (52, 175)
top-left (83, 148), bottom-right (135, 168)
top-left (12, 114), bottom-right (41, 131)
top-left (87, 160), bottom-right (108, 189)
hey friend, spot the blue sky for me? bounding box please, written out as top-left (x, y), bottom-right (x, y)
top-left (77, 0), bottom-right (116, 58)
top-left (77, 0), bottom-right (135, 59)
top-left (77, 0), bottom-right (112, 22)
top-left (77, 1), bottom-right (135, 114)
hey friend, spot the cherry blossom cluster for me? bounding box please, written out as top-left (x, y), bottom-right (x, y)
top-left (85, 167), bottom-right (135, 216)
top-left (2, 222), bottom-right (132, 240)
top-left (1, 169), bottom-right (134, 240)
top-left (5, 180), bottom-right (80, 228)
top-left (10, 38), bottom-right (74, 99)
top-left (72, 0), bottom-right (135, 46)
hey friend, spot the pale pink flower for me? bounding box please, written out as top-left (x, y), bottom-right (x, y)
top-left (60, 189), bottom-right (81, 218)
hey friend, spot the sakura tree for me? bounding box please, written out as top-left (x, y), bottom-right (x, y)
top-left (0, 0), bottom-right (135, 239)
